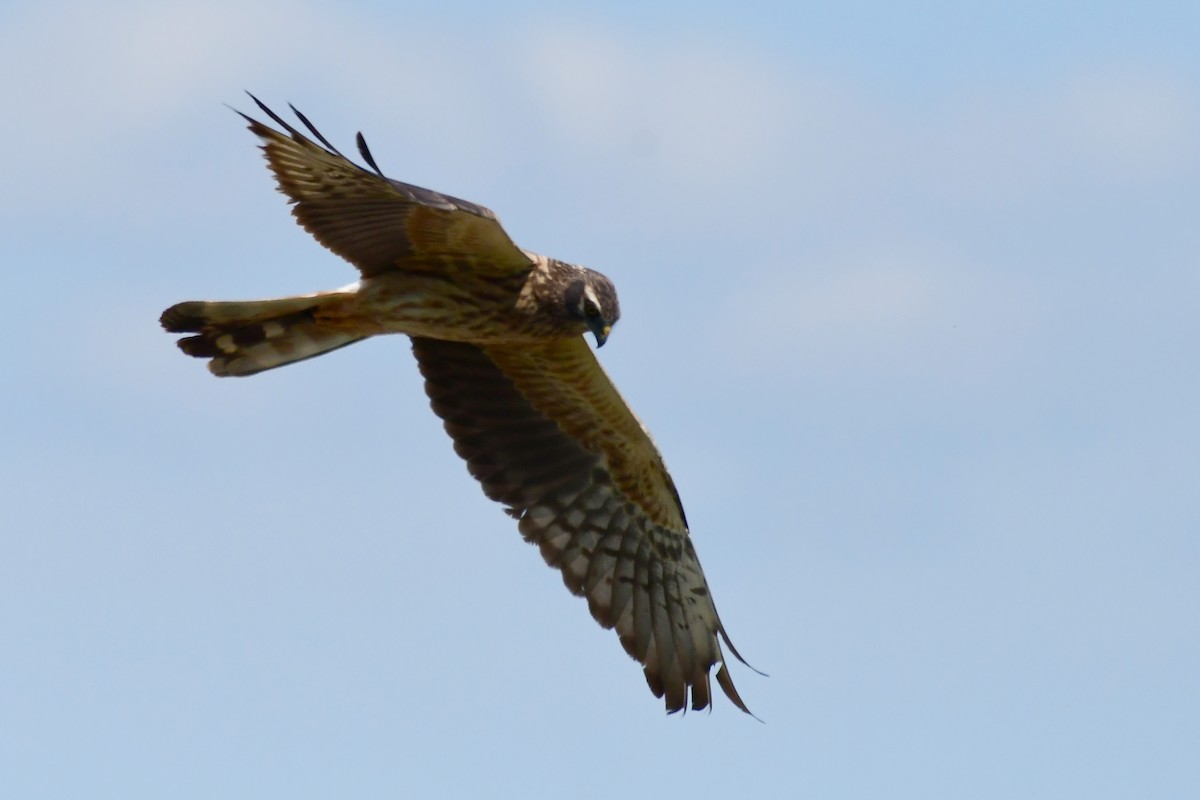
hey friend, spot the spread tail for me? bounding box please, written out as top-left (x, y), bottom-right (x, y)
top-left (160, 295), bottom-right (365, 377)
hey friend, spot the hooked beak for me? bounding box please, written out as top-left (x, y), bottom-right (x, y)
top-left (588, 318), bottom-right (612, 348)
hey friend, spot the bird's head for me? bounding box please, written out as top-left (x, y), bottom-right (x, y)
top-left (564, 269), bottom-right (621, 347)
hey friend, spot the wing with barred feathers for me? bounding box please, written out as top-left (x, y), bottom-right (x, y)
top-left (237, 95), bottom-right (533, 278)
top-left (411, 336), bottom-right (753, 714)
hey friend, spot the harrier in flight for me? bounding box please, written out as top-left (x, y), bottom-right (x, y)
top-left (161, 95), bottom-right (754, 714)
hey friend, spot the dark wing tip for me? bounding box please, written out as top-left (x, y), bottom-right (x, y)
top-left (229, 92), bottom-right (310, 152)
top-left (357, 131), bottom-right (384, 176)
top-left (224, 100), bottom-right (255, 127)
top-left (719, 625), bottom-right (768, 677)
top-left (288, 102), bottom-right (349, 159)
top-left (234, 93), bottom-right (389, 185)
top-left (243, 91), bottom-right (296, 134)
top-left (715, 662), bottom-right (763, 721)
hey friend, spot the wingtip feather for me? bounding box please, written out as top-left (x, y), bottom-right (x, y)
top-left (715, 662), bottom-right (762, 721)
top-left (356, 131), bottom-right (384, 176)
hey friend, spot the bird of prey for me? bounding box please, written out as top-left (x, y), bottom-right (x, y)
top-left (160, 95), bottom-right (754, 714)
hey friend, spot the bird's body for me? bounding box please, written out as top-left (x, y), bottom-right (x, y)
top-left (165, 253), bottom-right (613, 375)
top-left (161, 96), bottom-right (753, 714)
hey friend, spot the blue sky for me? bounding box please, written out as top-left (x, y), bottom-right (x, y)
top-left (3, 1), bottom-right (1199, 797)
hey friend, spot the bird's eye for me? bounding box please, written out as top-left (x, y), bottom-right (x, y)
top-left (583, 302), bottom-right (600, 318)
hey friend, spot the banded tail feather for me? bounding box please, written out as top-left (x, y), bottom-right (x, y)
top-left (160, 295), bottom-right (365, 377)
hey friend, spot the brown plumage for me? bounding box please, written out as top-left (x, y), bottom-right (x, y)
top-left (160, 95), bottom-right (756, 714)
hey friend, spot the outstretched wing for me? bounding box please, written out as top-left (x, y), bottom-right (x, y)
top-left (237, 95), bottom-right (533, 278)
top-left (412, 336), bottom-right (753, 714)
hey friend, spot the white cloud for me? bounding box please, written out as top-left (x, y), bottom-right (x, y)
top-left (782, 258), bottom-right (943, 334)
top-left (0, 0), bottom-right (517, 221)
top-left (10, 2), bottom-right (1189, 239)
top-left (917, 67), bottom-right (1200, 205)
top-left (732, 248), bottom-right (948, 341)
top-left (516, 23), bottom-right (857, 195)
top-left (1055, 68), bottom-right (1200, 179)
top-left (514, 25), bottom-right (1200, 239)
top-left (1, 0), bottom-right (310, 137)
top-left (714, 243), bottom-right (1040, 382)
top-left (0, 0), bottom-right (311, 218)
